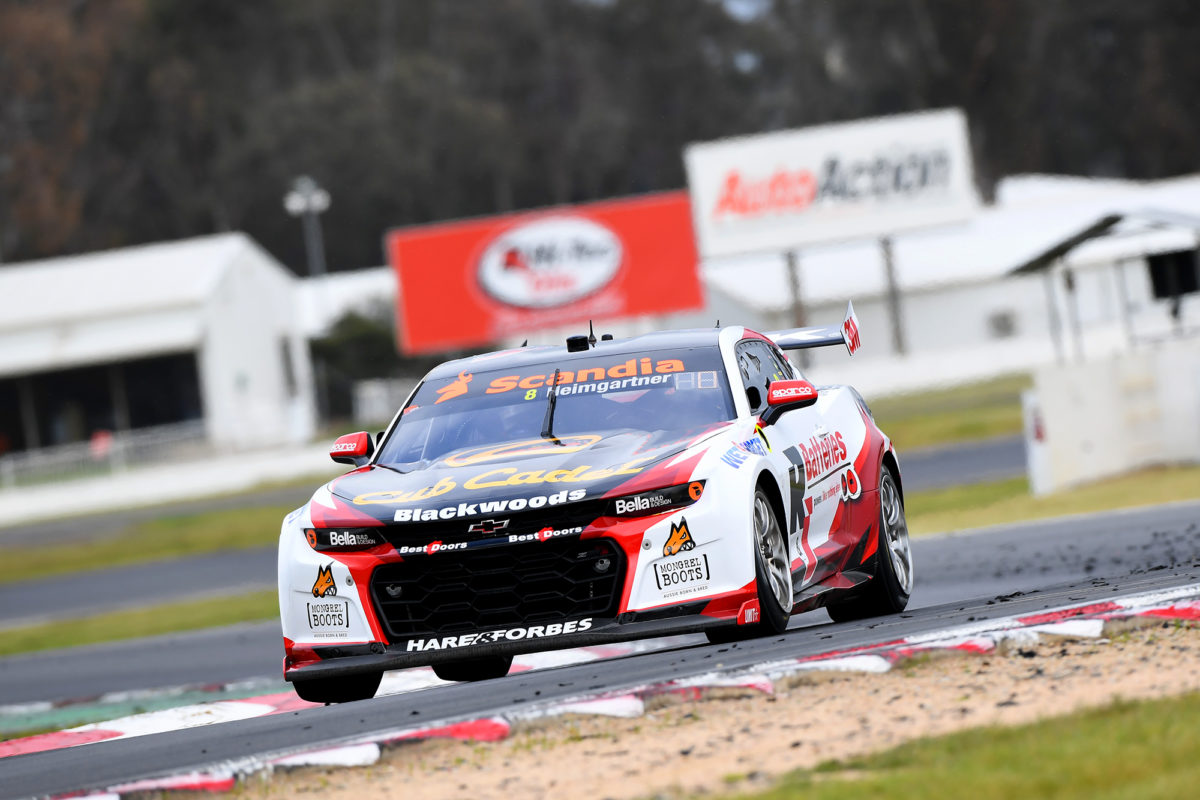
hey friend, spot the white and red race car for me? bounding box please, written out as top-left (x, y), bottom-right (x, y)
top-left (278, 304), bottom-right (913, 703)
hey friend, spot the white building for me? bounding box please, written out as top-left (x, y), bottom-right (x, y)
top-left (701, 174), bottom-right (1200, 395)
top-left (0, 233), bottom-right (316, 458)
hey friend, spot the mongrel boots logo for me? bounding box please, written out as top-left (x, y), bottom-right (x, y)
top-left (477, 216), bottom-right (623, 308)
top-left (711, 147), bottom-right (952, 220)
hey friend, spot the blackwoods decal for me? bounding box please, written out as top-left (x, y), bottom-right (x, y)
top-left (393, 489), bottom-right (587, 522)
top-left (311, 564), bottom-right (337, 598)
top-left (405, 619), bottom-right (593, 651)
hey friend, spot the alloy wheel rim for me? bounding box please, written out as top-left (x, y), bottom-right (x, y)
top-left (880, 474), bottom-right (914, 594)
top-left (754, 494), bottom-right (791, 610)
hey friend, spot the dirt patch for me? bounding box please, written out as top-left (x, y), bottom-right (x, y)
top-left (245, 621), bottom-right (1200, 800)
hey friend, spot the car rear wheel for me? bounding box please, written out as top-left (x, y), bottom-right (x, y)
top-left (292, 670), bottom-right (382, 704)
top-left (432, 655), bottom-right (514, 682)
top-left (706, 487), bottom-right (791, 643)
top-left (827, 466), bottom-right (912, 622)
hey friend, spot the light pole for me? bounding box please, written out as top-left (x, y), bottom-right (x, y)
top-left (283, 175), bottom-right (331, 277)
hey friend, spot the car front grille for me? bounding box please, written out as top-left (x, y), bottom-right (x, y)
top-left (369, 537), bottom-right (624, 641)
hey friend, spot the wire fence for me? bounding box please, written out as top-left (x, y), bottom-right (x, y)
top-left (0, 421), bottom-right (211, 490)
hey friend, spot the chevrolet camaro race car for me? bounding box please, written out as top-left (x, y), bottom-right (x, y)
top-left (278, 304), bottom-right (914, 703)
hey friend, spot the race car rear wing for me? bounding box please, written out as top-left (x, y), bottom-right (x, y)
top-left (766, 301), bottom-right (862, 357)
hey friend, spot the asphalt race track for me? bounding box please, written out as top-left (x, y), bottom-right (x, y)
top-left (1, 499), bottom-right (1198, 797)
top-left (2, 499), bottom-right (1197, 706)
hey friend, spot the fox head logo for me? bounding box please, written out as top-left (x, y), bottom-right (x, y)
top-left (435, 371), bottom-right (472, 404)
top-left (311, 564), bottom-right (338, 598)
top-left (663, 519), bottom-right (696, 557)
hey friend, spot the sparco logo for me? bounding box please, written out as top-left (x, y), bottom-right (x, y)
top-left (771, 385), bottom-right (813, 399)
top-left (477, 217), bottom-right (622, 308)
top-left (712, 149), bottom-right (952, 219)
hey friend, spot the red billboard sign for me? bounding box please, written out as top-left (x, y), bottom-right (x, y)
top-left (386, 191), bottom-right (703, 354)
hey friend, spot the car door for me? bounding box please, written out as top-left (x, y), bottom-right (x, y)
top-left (735, 338), bottom-right (855, 594)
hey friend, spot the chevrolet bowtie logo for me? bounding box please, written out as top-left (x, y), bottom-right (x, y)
top-left (468, 519), bottom-right (510, 534)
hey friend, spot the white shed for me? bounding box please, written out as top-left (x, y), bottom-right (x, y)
top-left (0, 233), bottom-right (316, 455)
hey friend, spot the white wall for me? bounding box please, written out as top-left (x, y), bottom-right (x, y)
top-left (1024, 335), bottom-right (1200, 494)
top-left (198, 241), bottom-right (316, 449)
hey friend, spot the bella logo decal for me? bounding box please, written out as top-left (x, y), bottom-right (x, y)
top-left (435, 371), bottom-right (472, 404)
top-left (663, 518), bottom-right (696, 557)
top-left (311, 564), bottom-right (338, 598)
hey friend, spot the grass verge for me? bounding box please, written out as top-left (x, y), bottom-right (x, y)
top-left (905, 464), bottom-right (1200, 535)
top-left (3, 505), bottom-right (291, 584)
top-left (869, 372), bottom-right (1031, 451)
top-left (733, 692), bottom-right (1200, 800)
top-left (0, 590), bottom-right (278, 658)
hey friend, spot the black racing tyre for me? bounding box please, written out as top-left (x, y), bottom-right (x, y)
top-left (705, 487), bottom-right (791, 643)
top-left (827, 466), bottom-right (913, 623)
top-left (432, 655), bottom-right (514, 682)
top-left (292, 670), bottom-right (382, 704)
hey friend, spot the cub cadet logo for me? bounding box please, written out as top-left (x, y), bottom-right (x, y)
top-left (396, 540), bottom-right (468, 555)
top-left (508, 525), bottom-right (583, 544)
top-left (353, 456), bottom-right (649, 506)
top-left (436, 371), bottom-right (472, 404)
top-left (406, 618), bottom-right (594, 652)
top-left (311, 564), bottom-right (337, 598)
top-left (484, 358), bottom-right (684, 396)
top-left (444, 436), bottom-right (600, 467)
top-left (663, 518), bottom-right (696, 557)
top-left (393, 489), bottom-right (588, 522)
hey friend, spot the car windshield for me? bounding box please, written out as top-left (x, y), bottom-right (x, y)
top-left (377, 346), bottom-right (735, 467)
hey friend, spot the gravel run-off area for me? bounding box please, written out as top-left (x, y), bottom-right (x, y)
top-left (245, 620), bottom-right (1200, 800)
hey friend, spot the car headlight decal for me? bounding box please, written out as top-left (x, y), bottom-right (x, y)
top-left (610, 480), bottom-right (704, 517)
top-left (305, 527), bottom-right (383, 551)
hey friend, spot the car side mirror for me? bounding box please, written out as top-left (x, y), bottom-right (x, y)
top-left (760, 380), bottom-right (818, 425)
top-left (330, 431), bottom-right (375, 467)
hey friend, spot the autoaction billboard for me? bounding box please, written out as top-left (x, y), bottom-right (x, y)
top-left (684, 108), bottom-right (979, 259)
top-left (386, 191), bottom-right (703, 354)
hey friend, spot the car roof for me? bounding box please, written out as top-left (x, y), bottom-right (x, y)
top-left (424, 327), bottom-right (729, 381)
